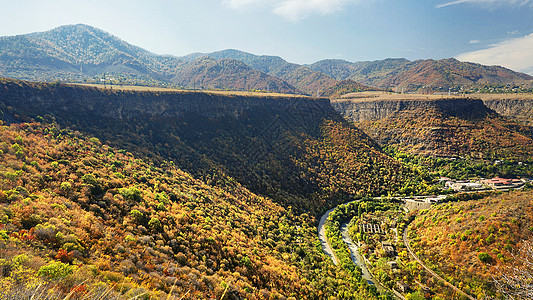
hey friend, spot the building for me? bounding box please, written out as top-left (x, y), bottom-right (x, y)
top-left (396, 281), bottom-right (409, 293)
top-left (382, 242), bottom-right (395, 256)
top-left (424, 195), bottom-right (447, 203)
top-left (450, 182), bottom-right (483, 191)
top-left (481, 177), bottom-right (524, 190)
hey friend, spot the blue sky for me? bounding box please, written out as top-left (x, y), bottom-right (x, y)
top-left (2, 0), bottom-right (533, 73)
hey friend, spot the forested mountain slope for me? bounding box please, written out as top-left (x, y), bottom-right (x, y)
top-left (0, 78), bottom-right (412, 215)
top-left (199, 49), bottom-right (338, 95)
top-left (0, 24), bottom-right (173, 83)
top-left (0, 121), bottom-right (382, 299)
top-left (409, 190), bottom-right (533, 298)
top-left (310, 58), bottom-right (533, 92)
top-left (169, 57), bottom-right (300, 94)
top-left (3, 24), bottom-right (532, 96)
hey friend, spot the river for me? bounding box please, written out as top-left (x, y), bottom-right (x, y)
top-left (340, 223), bottom-right (387, 293)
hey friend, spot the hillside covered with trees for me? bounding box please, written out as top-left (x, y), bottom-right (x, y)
top-left (310, 58), bottom-right (533, 93)
top-left (0, 121), bottom-right (386, 299)
top-left (0, 77), bottom-right (434, 298)
top-left (408, 190), bottom-right (533, 298)
top-left (333, 95), bottom-right (533, 162)
top-left (0, 78), bottom-right (418, 215)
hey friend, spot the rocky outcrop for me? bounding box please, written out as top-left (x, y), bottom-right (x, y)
top-left (331, 94), bottom-right (533, 159)
top-left (331, 97), bottom-right (494, 123)
top-left (0, 78), bottom-right (333, 124)
top-left (482, 98), bottom-right (533, 126)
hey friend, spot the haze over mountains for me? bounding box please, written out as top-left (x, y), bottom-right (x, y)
top-left (1, 24), bottom-right (532, 95)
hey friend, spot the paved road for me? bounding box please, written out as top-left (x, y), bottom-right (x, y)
top-left (318, 207), bottom-right (339, 265)
top-left (402, 228), bottom-right (475, 300)
top-left (317, 195), bottom-right (455, 299)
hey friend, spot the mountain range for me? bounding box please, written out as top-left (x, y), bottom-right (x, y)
top-left (1, 24), bottom-right (532, 95)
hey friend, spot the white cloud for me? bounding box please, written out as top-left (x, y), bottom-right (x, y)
top-left (223, 0), bottom-right (354, 21)
top-left (456, 33), bottom-right (533, 75)
top-left (436, 0), bottom-right (533, 8)
top-left (223, 0), bottom-right (269, 10)
top-left (273, 0), bottom-right (351, 21)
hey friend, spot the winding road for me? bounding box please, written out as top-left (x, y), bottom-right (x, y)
top-left (402, 226), bottom-right (475, 300)
top-left (318, 195), bottom-right (475, 299)
top-left (318, 207), bottom-right (339, 265)
top-left (318, 204), bottom-right (388, 293)
top-left (340, 223), bottom-right (387, 293)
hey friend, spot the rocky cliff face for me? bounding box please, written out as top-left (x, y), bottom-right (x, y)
top-left (331, 97), bottom-right (494, 123)
top-left (0, 79), bottom-right (331, 122)
top-left (482, 98), bottom-right (533, 126)
top-left (331, 95), bottom-right (533, 159)
top-left (1, 78), bottom-right (410, 213)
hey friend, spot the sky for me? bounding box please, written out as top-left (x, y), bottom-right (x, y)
top-left (2, 0), bottom-right (533, 74)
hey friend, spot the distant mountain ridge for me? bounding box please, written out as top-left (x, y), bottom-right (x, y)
top-left (170, 56), bottom-right (300, 94)
top-left (0, 24), bottom-right (172, 80)
top-left (195, 49), bottom-right (338, 95)
top-left (310, 57), bottom-right (533, 92)
top-left (1, 24), bottom-right (532, 95)
top-left (0, 24), bottom-right (301, 94)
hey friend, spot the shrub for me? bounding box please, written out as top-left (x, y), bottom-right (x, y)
top-left (130, 209), bottom-right (143, 223)
top-left (101, 270), bottom-right (124, 283)
top-left (34, 223), bottom-right (57, 242)
top-left (125, 235), bottom-right (136, 243)
top-left (478, 252), bottom-right (492, 263)
top-left (148, 217), bottom-right (162, 231)
top-left (55, 249), bottom-right (71, 263)
top-left (12, 254), bottom-right (29, 266)
top-left (89, 137), bottom-right (101, 145)
top-left (11, 143), bottom-right (24, 158)
top-left (37, 261), bottom-right (75, 279)
top-left (485, 233), bottom-right (495, 244)
top-left (81, 174), bottom-right (98, 185)
top-left (119, 187), bottom-right (142, 202)
top-left (60, 182), bottom-right (72, 192)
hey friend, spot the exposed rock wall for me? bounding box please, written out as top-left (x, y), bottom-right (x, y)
top-left (331, 95), bottom-right (533, 159)
top-left (331, 97), bottom-right (494, 123)
top-left (0, 79), bottom-right (334, 124)
top-left (482, 98), bottom-right (533, 125)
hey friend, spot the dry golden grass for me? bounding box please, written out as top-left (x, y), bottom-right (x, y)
top-left (475, 93), bottom-right (533, 101)
top-left (333, 91), bottom-right (533, 104)
top-left (333, 91), bottom-right (467, 103)
top-left (69, 83), bottom-right (307, 98)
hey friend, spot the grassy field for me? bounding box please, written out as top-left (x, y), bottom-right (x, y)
top-left (334, 91), bottom-right (533, 103)
top-left (335, 91), bottom-right (467, 102)
top-left (475, 93), bottom-right (533, 101)
top-left (70, 83), bottom-right (307, 98)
